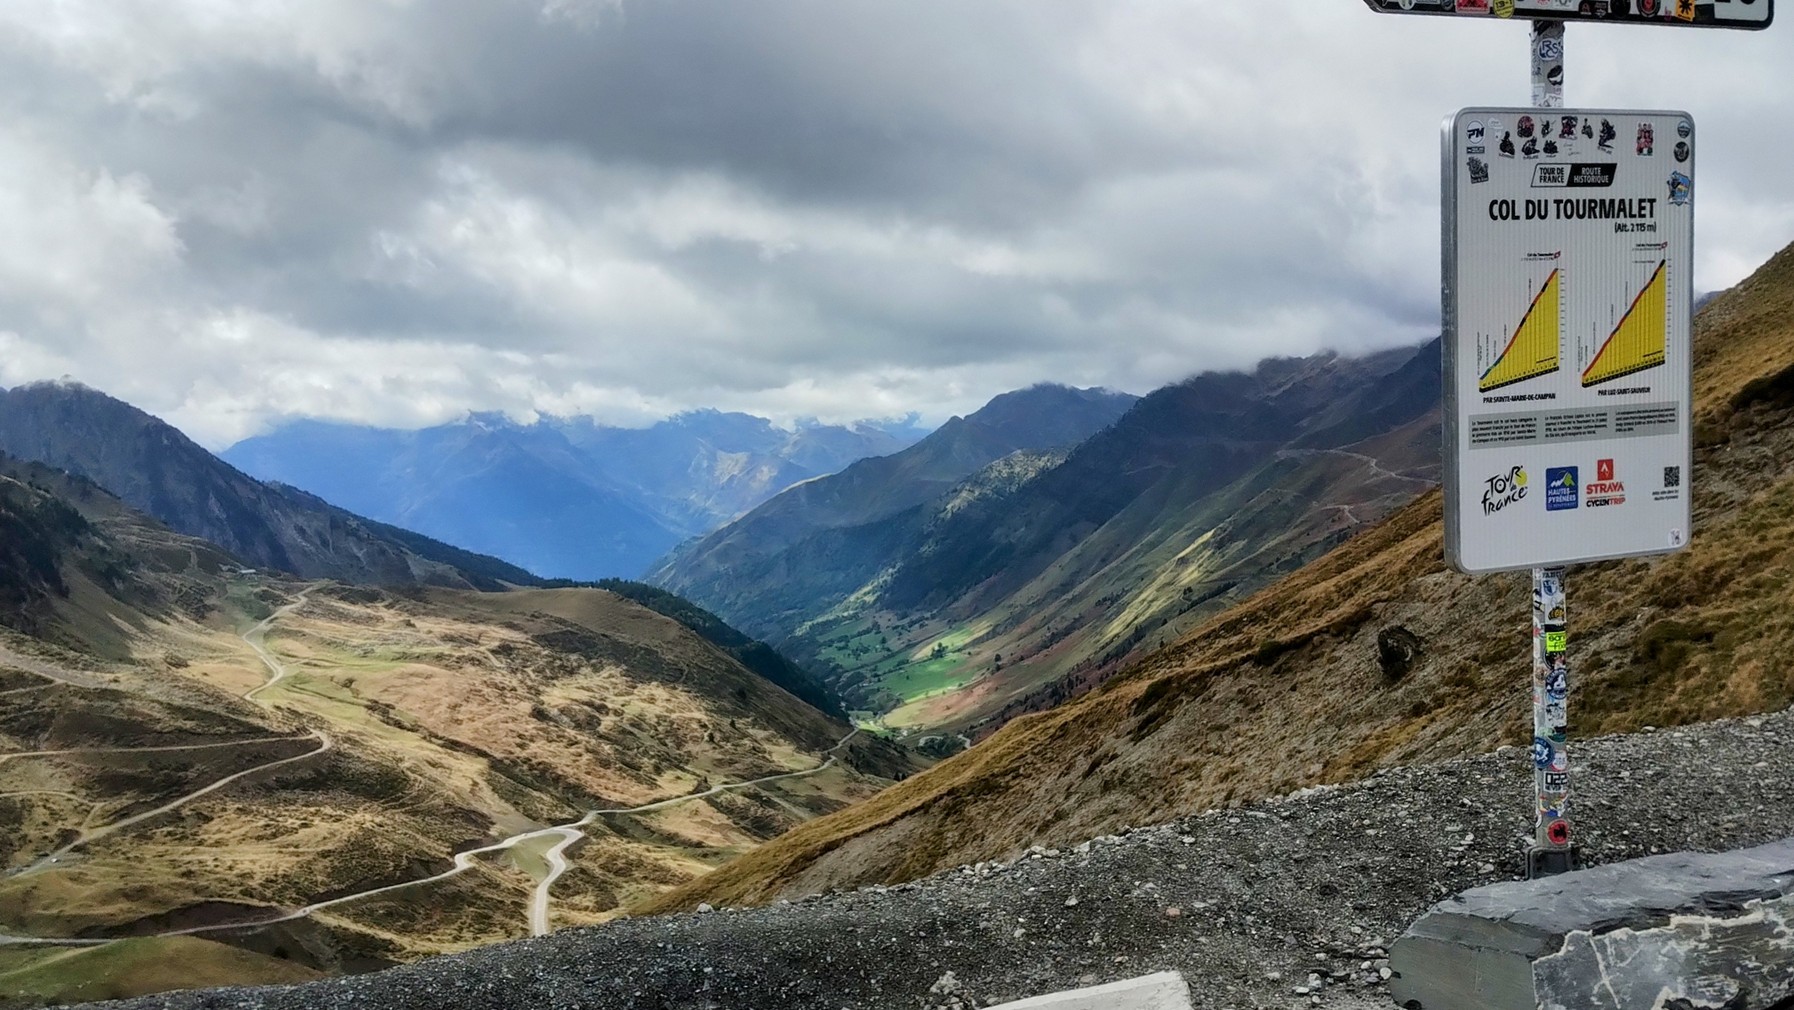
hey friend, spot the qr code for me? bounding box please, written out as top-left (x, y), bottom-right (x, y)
top-left (1664, 466), bottom-right (1682, 489)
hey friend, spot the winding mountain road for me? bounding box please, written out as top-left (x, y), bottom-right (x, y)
top-left (243, 589), bottom-right (314, 702)
top-left (6, 732), bottom-right (333, 879)
top-left (4, 587), bottom-right (336, 882)
top-left (1, 582), bottom-right (861, 948)
top-left (1276, 447), bottom-right (1435, 487)
top-left (0, 736), bottom-right (306, 766)
top-left (528, 727), bottom-right (863, 935)
top-left (0, 727), bottom-right (862, 944)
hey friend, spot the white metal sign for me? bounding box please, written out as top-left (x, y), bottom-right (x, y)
top-left (1365, 0), bottom-right (1772, 28)
top-left (1443, 108), bottom-right (1693, 573)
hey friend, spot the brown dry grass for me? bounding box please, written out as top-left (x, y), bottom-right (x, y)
top-left (640, 240), bottom-right (1794, 914)
top-left (3, 580), bottom-right (884, 975)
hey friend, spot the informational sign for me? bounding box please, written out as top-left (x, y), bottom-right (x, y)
top-left (1443, 108), bottom-right (1693, 573)
top-left (1363, 0), bottom-right (1772, 29)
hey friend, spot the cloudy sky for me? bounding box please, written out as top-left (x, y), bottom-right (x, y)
top-left (0, 1), bottom-right (1788, 448)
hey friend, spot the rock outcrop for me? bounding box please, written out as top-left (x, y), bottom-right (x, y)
top-left (1391, 838), bottom-right (1794, 1010)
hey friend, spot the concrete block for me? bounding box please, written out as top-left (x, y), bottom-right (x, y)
top-left (1390, 837), bottom-right (1794, 1009)
top-left (986, 971), bottom-right (1192, 1010)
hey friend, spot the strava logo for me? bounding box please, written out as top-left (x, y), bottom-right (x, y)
top-left (1587, 458), bottom-right (1625, 507)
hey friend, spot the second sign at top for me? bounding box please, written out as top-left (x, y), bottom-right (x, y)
top-left (1363, 0), bottom-right (1771, 29)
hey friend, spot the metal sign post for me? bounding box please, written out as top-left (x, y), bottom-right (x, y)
top-left (1445, 100), bottom-right (1696, 877)
top-left (1532, 564), bottom-right (1573, 875)
top-left (1530, 20), bottom-right (1564, 109)
top-left (1528, 17), bottom-right (1573, 880)
top-left (1373, 0), bottom-right (1762, 882)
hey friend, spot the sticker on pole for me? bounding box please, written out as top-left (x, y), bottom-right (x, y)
top-left (1545, 819), bottom-right (1571, 847)
top-left (1363, 0), bottom-right (1772, 29)
top-left (1443, 109), bottom-right (1694, 573)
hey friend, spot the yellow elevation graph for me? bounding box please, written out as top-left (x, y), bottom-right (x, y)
top-left (1480, 269), bottom-right (1561, 392)
top-left (1583, 260), bottom-right (1667, 387)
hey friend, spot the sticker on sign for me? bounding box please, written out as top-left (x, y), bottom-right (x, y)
top-left (1364, 0), bottom-right (1772, 28)
top-left (1442, 109), bottom-right (1694, 573)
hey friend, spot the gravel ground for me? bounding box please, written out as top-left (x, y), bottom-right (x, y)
top-left (83, 707), bottom-right (1794, 1010)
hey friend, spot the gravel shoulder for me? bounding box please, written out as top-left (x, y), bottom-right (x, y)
top-left (76, 706), bottom-right (1794, 1010)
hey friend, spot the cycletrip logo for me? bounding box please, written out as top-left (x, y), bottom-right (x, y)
top-left (1482, 465), bottom-right (1529, 516)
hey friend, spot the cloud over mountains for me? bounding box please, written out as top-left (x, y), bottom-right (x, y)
top-left (0, 1), bottom-right (1787, 446)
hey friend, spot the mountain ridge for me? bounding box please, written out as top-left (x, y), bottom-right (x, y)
top-left (0, 383), bottom-right (541, 591)
top-left (220, 409), bottom-right (933, 580)
top-left (647, 385), bottom-right (1140, 634)
top-left (652, 346), bottom-right (1440, 726)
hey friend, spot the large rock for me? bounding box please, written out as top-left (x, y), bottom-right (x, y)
top-left (1390, 838), bottom-right (1794, 1009)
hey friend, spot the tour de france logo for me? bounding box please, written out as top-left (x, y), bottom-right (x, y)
top-left (1483, 465), bottom-right (1528, 516)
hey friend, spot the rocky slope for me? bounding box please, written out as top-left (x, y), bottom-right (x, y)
top-left (0, 384), bottom-right (538, 590)
top-left (0, 453), bottom-right (240, 657)
top-left (640, 238), bottom-right (1794, 912)
top-left (68, 705), bottom-right (1794, 1010)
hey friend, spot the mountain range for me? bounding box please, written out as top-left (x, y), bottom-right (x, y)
top-left (9, 234), bottom-right (1792, 1007)
top-left (651, 344), bottom-right (1440, 734)
top-left (643, 237), bottom-right (1794, 913)
top-left (220, 411), bottom-right (932, 580)
top-left (648, 384), bottom-right (1141, 637)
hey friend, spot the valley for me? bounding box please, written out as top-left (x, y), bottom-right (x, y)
top-left (5, 6), bottom-right (1789, 1007)
top-left (0, 569), bottom-right (909, 1007)
top-left (2, 239), bottom-right (1789, 1008)
top-left (655, 349), bottom-right (1443, 740)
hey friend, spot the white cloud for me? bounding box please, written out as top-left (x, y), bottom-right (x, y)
top-left (0, 129), bottom-right (183, 310)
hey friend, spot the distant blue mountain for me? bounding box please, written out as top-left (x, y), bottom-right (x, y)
top-left (221, 410), bottom-right (931, 579)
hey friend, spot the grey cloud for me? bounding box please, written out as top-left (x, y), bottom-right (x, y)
top-left (0, 1), bottom-right (1788, 448)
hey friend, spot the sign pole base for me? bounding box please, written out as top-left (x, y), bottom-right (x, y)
top-left (1527, 846), bottom-right (1580, 880)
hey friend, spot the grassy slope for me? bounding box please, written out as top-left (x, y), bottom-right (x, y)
top-left (3, 572), bottom-right (897, 990)
top-left (639, 239), bottom-right (1794, 913)
top-left (0, 937), bottom-right (321, 1007)
top-left (510, 578), bottom-right (848, 720)
top-left (780, 351), bottom-right (1440, 731)
top-left (429, 587), bottom-right (848, 752)
top-left (874, 425), bottom-right (1440, 731)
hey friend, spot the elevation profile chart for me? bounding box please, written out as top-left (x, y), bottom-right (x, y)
top-left (1582, 256), bottom-right (1669, 387)
top-left (1478, 260), bottom-right (1562, 392)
